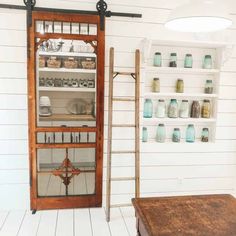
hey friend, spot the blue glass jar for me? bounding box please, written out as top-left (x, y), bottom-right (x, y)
top-left (172, 128), bottom-right (181, 143)
top-left (154, 52), bottom-right (162, 67)
top-left (184, 54), bottom-right (193, 68)
top-left (201, 128), bottom-right (209, 142)
top-left (170, 53), bottom-right (177, 67)
top-left (168, 99), bottom-right (178, 118)
top-left (186, 124), bottom-right (195, 143)
top-left (143, 99), bottom-right (153, 118)
top-left (203, 55), bottom-right (212, 69)
top-left (156, 124), bottom-right (166, 143)
top-left (142, 127), bottom-right (148, 142)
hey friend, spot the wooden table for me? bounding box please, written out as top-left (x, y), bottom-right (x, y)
top-left (132, 195), bottom-right (236, 236)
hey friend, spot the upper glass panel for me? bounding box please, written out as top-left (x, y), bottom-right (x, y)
top-left (35, 20), bottom-right (98, 127)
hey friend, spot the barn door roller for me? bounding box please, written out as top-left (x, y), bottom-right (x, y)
top-left (0, 0), bottom-right (142, 30)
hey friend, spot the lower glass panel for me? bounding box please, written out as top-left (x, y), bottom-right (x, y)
top-left (37, 148), bottom-right (95, 197)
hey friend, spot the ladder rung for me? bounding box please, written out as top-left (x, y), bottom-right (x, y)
top-left (111, 177), bottom-right (136, 181)
top-left (111, 151), bottom-right (136, 154)
top-left (113, 72), bottom-right (135, 76)
top-left (110, 203), bottom-right (132, 208)
top-left (112, 97), bottom-right (135, 102)
top-left (112, 124), bottom-right (135, 128)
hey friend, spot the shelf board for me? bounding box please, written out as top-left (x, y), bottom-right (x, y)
top-left (145, 66), bottom-right (220, 75)
top-left (39, 114), bottom-right (96, 122)
top-left (39, 51), bottom-right (96, 58)
top-left (38, 87), bottom-right (96, 92)
top-left (39, 67), bottom-right (96, 74)
top-left (144, 92), bottom-right (218, 99)
top-left (143, 118), bottom-right (216, 124)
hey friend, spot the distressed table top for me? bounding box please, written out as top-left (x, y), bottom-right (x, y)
top-left (132, 194), bottom-right (236, 236)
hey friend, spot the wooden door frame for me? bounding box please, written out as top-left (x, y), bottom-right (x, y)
top-left (28, 11), bottom-right (105, 211)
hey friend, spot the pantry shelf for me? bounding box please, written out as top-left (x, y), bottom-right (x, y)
top-left (39, 67), bottom-right (96, 74)
top-left (39, 114), bottom-right (96, 122)
top-left (38, 87), bottom-right (96, 92)
top-left (39, 51), bottom-right (96, 58)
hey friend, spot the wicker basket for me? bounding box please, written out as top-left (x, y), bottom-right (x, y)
top-left (47, 57), bottom-right (61, 68)
top-left (39, 56), bottom-right (46, 68)
top-left (81, 58), bottom-right (96, 70)
top-left (63, 57), bottom-right (78, 69)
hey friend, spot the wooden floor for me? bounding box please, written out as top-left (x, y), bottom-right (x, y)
top-left (0, 207), bottom-right (136, 236)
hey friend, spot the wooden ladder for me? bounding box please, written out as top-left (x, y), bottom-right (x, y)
top-left (106, 47), bottom-right (140, 222)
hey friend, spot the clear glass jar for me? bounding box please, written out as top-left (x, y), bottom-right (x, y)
top-left (202, 100), bottom-right (211, 118)
top-left (191, 101), bottom-right (201, 118)
top-left (142, 127), bottom-right (148, 142)
top-left (184, 54), bottom-right (193, 68)
top-left (143, 99), bottom-right (153, 118)
top-left (154, 52), bottom-right (162, 67)
top-left (172, 128), bottom-right (181, 143)
top-left (156, 124), bottom-right (166, 143)
top-left (152, 78), bottom-right (160, 93)
top-left (201, 128), bottom-right (209, 142)
top-left (186, 124), bottom-right (195, 143)
top-left (168, 99), bottom-right (178, 118)
top-left (176, 79), bottom-right (184, 93)
top-left (156, 99), bottom-right (166, 118)
top-left (205, 80), bottom-right (213, 94)
top-left (170, 53), bottom-right (177, 67)
top-left (179, 100), bottom-right (189, 118)
top-left (203, 55), bottom-right (212, 69)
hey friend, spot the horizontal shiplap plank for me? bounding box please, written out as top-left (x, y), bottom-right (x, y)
top-left (0, 63), bottom-right (26, 78)
top-left (0, 95), bottom-right (27, 110)
top-left (0, 156), bottom-right (28, 170)
top-left (0, 170), bottom-right (28, 184)
top-left (0, 110), bottom-right (27, 125)
top-left (0, 125), bottom-right (28, 140)
top-left (0, 140), bottom-right (28, 154)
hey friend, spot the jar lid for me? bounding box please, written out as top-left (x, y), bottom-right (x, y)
top-left (155, 52), bottom-right (161, 55)
top-left (177, 79), bottom-right (183, 81)
top-left (186, 54), bottom-right (192, 56)
top-left (159, 124), bottom-right (165, 127)
top-left (182, 100), bottom-right (188, 102)
top-left (153, 78), bottom-right (159, 81)
top-left (203, 128), bottom-right (209, 131)
top-left (205, 55), bottom-right (212, 58)
top-left (203, 99), bottom-right (210, 102)
top-left (171, 99), bottom-right (177, 102)
top-left (188, 124), bottom-right (194, 127)
top-left (143, 127), bottom-right (147, 130)
top-left (174, 128), bottom-right (180, 131)
top-left (170, 53), bottom-right (177, 56)
top-left (206, 80), bottom-right (213, 83)
top-left (145, 98), bottom-right (152, 102)
top-left (158, 99), bottom-right (165, 102)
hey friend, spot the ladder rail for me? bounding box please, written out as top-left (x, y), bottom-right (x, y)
top-left (106, 48), bottom-right (140, 222)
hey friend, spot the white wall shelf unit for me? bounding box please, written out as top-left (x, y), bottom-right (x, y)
top-left (141, 39), bottom-right (233, 144)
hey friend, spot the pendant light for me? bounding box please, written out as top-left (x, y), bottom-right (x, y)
top-left (165, 0), bottom-right (232, 32)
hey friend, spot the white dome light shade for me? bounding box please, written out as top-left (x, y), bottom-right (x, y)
top-left (165, 0), bottom-right (232, 32)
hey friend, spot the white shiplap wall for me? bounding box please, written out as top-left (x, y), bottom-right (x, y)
top-left (0, 0), bottom-right (236, 209)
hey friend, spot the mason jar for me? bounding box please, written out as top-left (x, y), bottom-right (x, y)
top-left (156, 99), bottom-right (166, 118)
top-left (184, 54), bottom-right (193, 68)
top-left (203, 55), bottom-right (212, 69)
top-left (170, 53), bottom-right (177, 67)
top-left (176, 79), bottom-right (184, 93)
top-left (186, 124), bottom-right (195, 143)
top-left (142, 127), bottom-right (148, 142)
top-left (154, 52), bottom-right (162, 67)
top-left (191, 101), bottom-right (201, 118)
top-left (202, 100), bottom-right (211, 118)
top-left (168, 99), bottom-right (178, 118)
top-left (172, 128), bottom-right (181, 143)
top-left (152, 78), bottom-right (160, 93)
top-left (143, 99), bottom-right (153, 118)
top-left (156, 124), bottom-right (166, 143)
top-left (201, 128), bottom-right (209, 142)
top-left (179, 100), bottom-right (189, 118)
top-left (205, 80), bottom-right (213, 94)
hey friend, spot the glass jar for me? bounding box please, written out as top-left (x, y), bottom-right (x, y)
top-left (202, 100), bottom-right (211, 118)
top-left (172, 128), bottom-right (181, 143)
top-left (184, 54), bottom-right (193, 68)
top-left (205, 80), bottom-right (213, 94)
top-left (191, 101), bottom-right (201, 118)
top-left (168, 99), bottom-right (178, 118)
top-left (154, 52), bottom-right (162, 67)
top-left (170, 53), bottom-right (177, 67)
top-left (156, 124), bottom-right (166, 143)
top-left (176, 79), bottom-right (184, 93)
top-left (179, 100), bottom-right (189, 118)
top-left (142, 127), bottom-right (148, 142)
top-left (152, 78), bottom-right (160, 93)
top-left (203, 55), bottom-right (212, 69)
top-left (156, 99), bottom-right (166, 118)
top-left (186, 124), bottom-right (195, 143)
top-left (201, 128), bottom-right (209, 142)
top-left (143, 99), bottom-right (153, 118)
